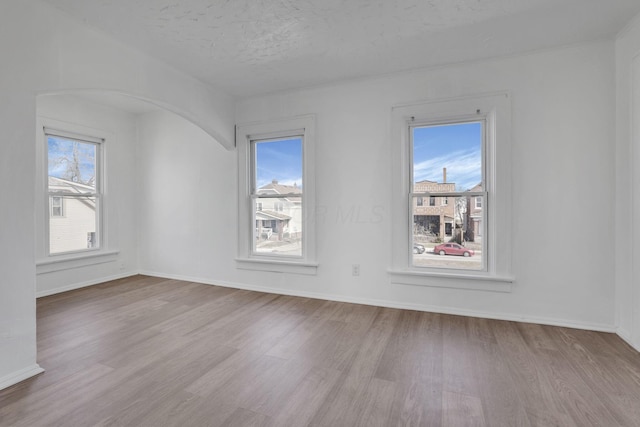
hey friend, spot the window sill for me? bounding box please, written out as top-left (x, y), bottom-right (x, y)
top-left (37, 250), bottom-right (119, 274)
top-left (388, 269), bottom-right (513, 293)
top-left (235, 258), bottom-right (318, 275)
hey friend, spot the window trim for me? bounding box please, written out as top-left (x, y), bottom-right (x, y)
top-left (44, 127), bottom-right (104, 257)
top-left (389, 92), bottom-right (513, 288)
top-left (236, 115), bottom-right (317, 275)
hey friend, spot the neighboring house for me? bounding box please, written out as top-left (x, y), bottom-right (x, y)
top-left (413, 174), bottom-right (457, 238)
top-left (466, 182), bottom-right (483, 240)
top-left (255, 179), bottom-right (302, 241)
top-left (48, 176), bottom-right (97, 254)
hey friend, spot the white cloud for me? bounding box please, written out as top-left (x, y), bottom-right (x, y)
top-left (414, 149), bottom-right (481, 190)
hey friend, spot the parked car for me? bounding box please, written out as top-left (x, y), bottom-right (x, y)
top-left (413, 243), bottom-right (426, 254)
top-left (433, 242), bottom-right (474, 257)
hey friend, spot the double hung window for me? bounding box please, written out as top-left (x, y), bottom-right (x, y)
top-left (410, 120), bottom-right (485, 271)
top-left (45, 130), bottom-right (102, 255)
top-left (390, 93), bottom-right (512, 285)
top-left (236, 116), bottom-right (317, 274)
top-left (251, 136), bottom-right (303, 257)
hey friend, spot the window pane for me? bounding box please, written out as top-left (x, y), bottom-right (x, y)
top-left (49, 196), bottom-right (98, 254)
top-left (254, 137), bottom-right (302, 190)
top-left (253, 197), bottom-right (302, 256)
top-left (413, 122), bottom-right (482, 192)
top-left (412, 195), bottom-right (483, 270)
top-left (48, 136), bottom-right (97, 193)
top-left (50, 196), bottom-right (63, 217)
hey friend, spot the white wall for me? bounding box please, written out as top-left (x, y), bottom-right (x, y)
top-left (35, 95), bottom-right (140, 296)
top-left (137, 110), bottom-right (238, 279)
top-left (0, 0), bottom-right (234, 390)
top-left (140, 41), bottom-right (618, 332)
top-left (616, 14), bottom-right (640, 351)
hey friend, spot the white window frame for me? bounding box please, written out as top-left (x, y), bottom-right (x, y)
top-left (44, 128), bottom-right (103, 257)
top-left (236, 115), bottom-right (317, 275)
top-left (475, 197), bottom-right (482, 209)
top-left (389, 93), bottom-right (513, 291)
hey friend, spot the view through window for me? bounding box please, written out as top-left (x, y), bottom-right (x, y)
top-left (46, 133), bottom-right (100, 255)
top-left (411, 121), bottom-right (485, 270)
top-left (252, 136), bottom-right (303, 257)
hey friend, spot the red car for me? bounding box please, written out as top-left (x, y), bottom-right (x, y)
top-left (433, 243), bottom-right (474, 257)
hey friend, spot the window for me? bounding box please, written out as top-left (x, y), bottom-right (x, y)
top-left (252, 137), bottom-right (303, 256)
top-left (50, 196), bottom-right (64, 217)
top-left (236, 115), bottom-right (317, 274)
top-left (45, 130), bottom-right (102, 255)
top-left (411, 121), bottom-right (485, 271)
top-left (390, 93), bottom-right (512, 287)
top-left (417, 197), bottom-right (423, 206)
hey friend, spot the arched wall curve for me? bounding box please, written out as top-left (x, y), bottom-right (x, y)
top-left (37, 89), bottom-right (235, 151)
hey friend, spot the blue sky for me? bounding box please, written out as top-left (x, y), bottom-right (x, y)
top-left (48, 136), bottom-right (96, 186)
top-left (413, 122), bottom-right (482, 190)
top-left (255, 137), bottom-right (302, 188)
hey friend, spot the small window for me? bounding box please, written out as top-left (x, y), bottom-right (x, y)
top-left (256, 202), bottom-right (263, 211)
top-left (475, 197), bottom-right (482, 209)
top-left (417, 197), bottom-right (423, 206)
top-left (46, 130), bottom-right (102, 255)
top-left (442, 197), bottom-right (448, 206)
top-left (50, 196), bottom-right (64, 217)
top-left (429, 196), bottom-right (436, 206)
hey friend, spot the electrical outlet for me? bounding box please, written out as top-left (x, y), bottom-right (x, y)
top-left (352, 264), bottom-right (360, 276)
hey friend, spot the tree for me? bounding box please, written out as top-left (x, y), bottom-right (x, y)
top-left (50, 140), bottom-right (96, 186)
top-left (450, 187), bottom-right (469, 244)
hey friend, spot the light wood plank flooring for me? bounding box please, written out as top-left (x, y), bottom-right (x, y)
top-left (2, 275), bottom-right (640, 426)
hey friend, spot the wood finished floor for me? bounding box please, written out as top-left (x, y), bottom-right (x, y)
top-left (2, 275), bottom-right (640, 426)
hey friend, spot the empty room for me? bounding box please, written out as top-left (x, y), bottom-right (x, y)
top-left (2, 0), bottom-right (640, 425)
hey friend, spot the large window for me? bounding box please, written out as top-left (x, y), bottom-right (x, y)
top-left (236, 115), bottom-right (317, 274)
top-left (390, 93), bottom-right (512, 286)
top-left (45, 130), bottom-right (102, 255)
top-left (411, 121), bottom-right (485, 271)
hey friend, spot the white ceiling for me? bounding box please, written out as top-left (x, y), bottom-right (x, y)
top-left (41, 0), bottom-right (640, 98)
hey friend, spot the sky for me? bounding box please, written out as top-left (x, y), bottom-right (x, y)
top-left (412, 121), bottom-right (482, 190)
top-left (255, 137), bottom-right (302, 188)
top-left (48, 136), bottom-right (97, 187)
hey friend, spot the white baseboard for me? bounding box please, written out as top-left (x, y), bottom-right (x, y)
top-left (138, 270), bottom-right (617, 334)
top-left (616, 328), bottom-right (640, 352)
top-left (36, 271), bottom-right (138, 298)
top-left (0, 364), bottom-right (45, 391)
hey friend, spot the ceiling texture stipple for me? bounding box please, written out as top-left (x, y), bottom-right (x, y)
top-left (40, 0), bottom-right (640, 98)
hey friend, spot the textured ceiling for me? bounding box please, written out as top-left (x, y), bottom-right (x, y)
top-left (40, 0), bottom-right (640, 98)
